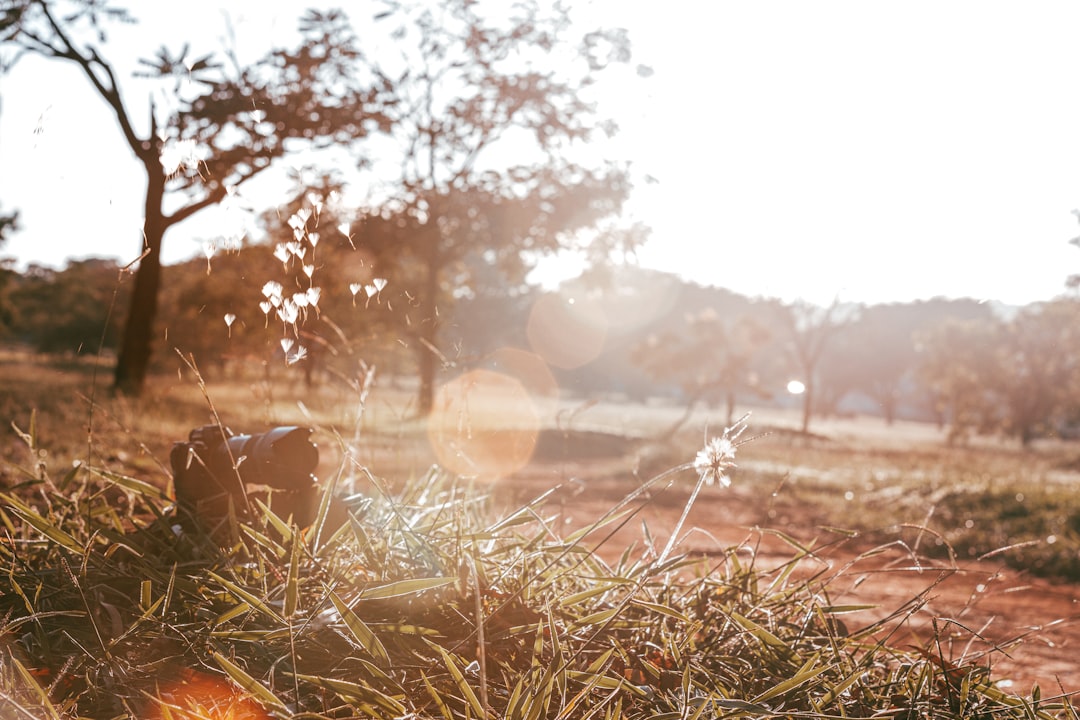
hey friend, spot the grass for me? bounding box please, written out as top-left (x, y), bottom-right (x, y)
top-left (694, 428), bottom-right (1080, 582)
top-left (2, 354), bottom-right (1079, 718)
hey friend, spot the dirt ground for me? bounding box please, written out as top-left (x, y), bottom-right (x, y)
top-left (492, 434), bottom-right (1080, 699)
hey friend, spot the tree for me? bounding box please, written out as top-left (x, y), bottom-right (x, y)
top-left (0, 204), bottom-right (17, 246)
top-left (778, 299), bottom-right (854, 434)
top-left (916, 300), bottom-right (1080, 446)
top-left (5, 258), bottom-right (129, 353)
top-left (633, 294), bottom-right (772, 435)
top-left (346, 0), bottom-right (638, 414)
top-left (2, 2), bottom-right (392, 394)
top-left (820, 299), bottom-right (994, 424)
top-left (994, 300), bottom-right (1080, 445)
top-left (916, 315), bottom-right (1002, 442)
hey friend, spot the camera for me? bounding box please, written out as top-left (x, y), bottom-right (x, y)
top-left (170, 425), bottom-right (319, 530)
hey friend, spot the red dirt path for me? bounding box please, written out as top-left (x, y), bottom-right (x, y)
top-left (494, 455), bottom-right (1080, 698)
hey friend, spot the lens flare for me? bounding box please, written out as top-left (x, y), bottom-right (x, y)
top-left (147, 668), bottom-right (272, 720)
top-left (427, 369), bottom-right (540, 479)
top-left (484, 347), bottom-right (559, 399)
top-left (526, 293), bottom-right (607, 369)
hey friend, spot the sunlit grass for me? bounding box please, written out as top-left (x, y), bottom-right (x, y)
top-left (2, 357), bottom-right (1079, 716)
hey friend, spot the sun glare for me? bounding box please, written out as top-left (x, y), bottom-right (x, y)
top-left (427, 369), bottom-right (541, 479)
top-left (787, 380), bottom-right (806, 395)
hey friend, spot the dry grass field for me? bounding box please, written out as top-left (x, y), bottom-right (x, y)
top-left (4, 351), bottom-right (1080, 713)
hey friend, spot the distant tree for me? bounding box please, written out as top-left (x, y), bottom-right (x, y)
top-left (6, 259), bottom-right (128, 354)
top-left (994, 300), bottom-right (1080, 445)
top-left (916, 299), bottom-right (1080, 446)
top-left (158, 248), bottom-right (280, 376)
top-left (822, 299), bottom-right (994, 424)
top-left (778, 299), bottom-right (855, 434)
top-left (634, 303), bottom-right (772, 435)
top-left (916, 316), bottom-right (1001, 442)
top-left (0, 205), bottom-right (18, 335)
top-left (2, 2), bottom-right (392, 395)
top-left (0, 204), bottom-right (17, 246)
top-left (346, 0), bottom-right (638, 414)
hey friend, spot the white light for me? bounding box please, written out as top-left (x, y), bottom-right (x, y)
top-left (786, 380), bottom-right (806, 395)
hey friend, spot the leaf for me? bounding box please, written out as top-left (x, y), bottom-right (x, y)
top-left (422, 671), bottom-right (454, 720)
top-left (284, 532), bottom-right (302, 618)
top-left (753, 659), bottom-right (834, 703)
top-left (570, 607), bottom-right (621, 631)
top-left (0, 493), bottom-right (84, 554)
top-left (328, 590), bottom-right (389, 665)
top-left (630, 599), bottom-right (690, 623)
top-left (731, 612), bottom-right (796, 656)
top-left (10, 655), bottom-right (63, 720)
top-left (432, 642), bottom-right (487, 719)
top-left (207, 571), bottom-right (282, 623)
top-left (212, 652), bottom-right (289, 715)
top-left (290, 673), bottom-right (406, 715)
top-left (88, 466), bottom-right (170, 500)
top-left (359, 576), bottom-right (454, 600)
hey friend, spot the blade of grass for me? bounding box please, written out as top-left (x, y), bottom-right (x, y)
top-left (327, 590), bottom-right (390, 666)
top-left (289, 673), bottom-right (407, 715)
top-left (284, 531), bottom-right (301, 618)
top-left (9, 655), bottom-right (63, 720)
top-left (1, 493), bottom-right (84, 555)
top-left (207, 571), bottom-right (282, 624)
top-left (431, 642), bottom-right (487, 719)
top-left (212, 651), bottom-right (289, 716)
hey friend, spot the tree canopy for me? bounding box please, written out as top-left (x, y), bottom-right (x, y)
top-left (335, 0), bottom-right (639, 413)
top-left (2, 1), bottom-right (393, 394)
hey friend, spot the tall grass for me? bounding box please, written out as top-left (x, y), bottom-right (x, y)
top-left (2, 397), bottom-right (1076, 718)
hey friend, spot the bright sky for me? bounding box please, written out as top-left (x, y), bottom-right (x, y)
top-left (3, 2), bottom-right (1080, 306)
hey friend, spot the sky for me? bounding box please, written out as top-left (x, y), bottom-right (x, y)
top-left (3, 1), bottom-right (1080, 307)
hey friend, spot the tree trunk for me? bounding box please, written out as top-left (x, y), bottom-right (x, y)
top-left (114, 167), bottom-right (166, 396)
top-left (800, 381), bottom-right (813, 435)
top-left (415, 230), bottom-right (441, 416)
top-left (417, 330), bottom-right (436, 416)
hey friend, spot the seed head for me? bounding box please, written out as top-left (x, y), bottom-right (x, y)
top-left (693, 415), bottom-right (749, 487)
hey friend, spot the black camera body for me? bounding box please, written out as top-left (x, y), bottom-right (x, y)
top-left (170, 425), bottom-right (319, 530)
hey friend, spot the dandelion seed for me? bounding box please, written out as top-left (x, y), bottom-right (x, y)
top-left (338, 222), bottom-right (350, 237)
top-left (659, 415), bottom-right (750, 564)
top-left (202, 239), bottom-right (216, 273)
top-left (302, 264), bottom-right (315, 278)
top-left (159, 138), bottom-right (200, 176)
top-left (286, 241), bottom-right (305, 259)
top-left (364, 284), bottom-right (378, 298)
top-left (262, 281), bottom-right (283, 300)
top-left (259, 301), bottom-right (272, 315)
top-left (292, 292), bottom-right (309, 308)
top-left (287, 345), bottom-right (308, 365)
top-left (277, 300), bottom-right (299, 324)
top-left (694, 437), bottom-right (736, 488)
top-left (372, 277), bottom-right (388, 292)
top-left (308, 231), bottom-right (320, 247)
top-left (349, 282), bottom-right (363, 296)
top-left (274, 244), bottom-right (290, 265)
top-left (288, 209), bottom-right (310, 231)
top-left (280, 337), bottom-right (295, 355)
top-left (306, 287), bottom-right (321, 307)
top-left (224, 313), bottom-right (236, 327)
